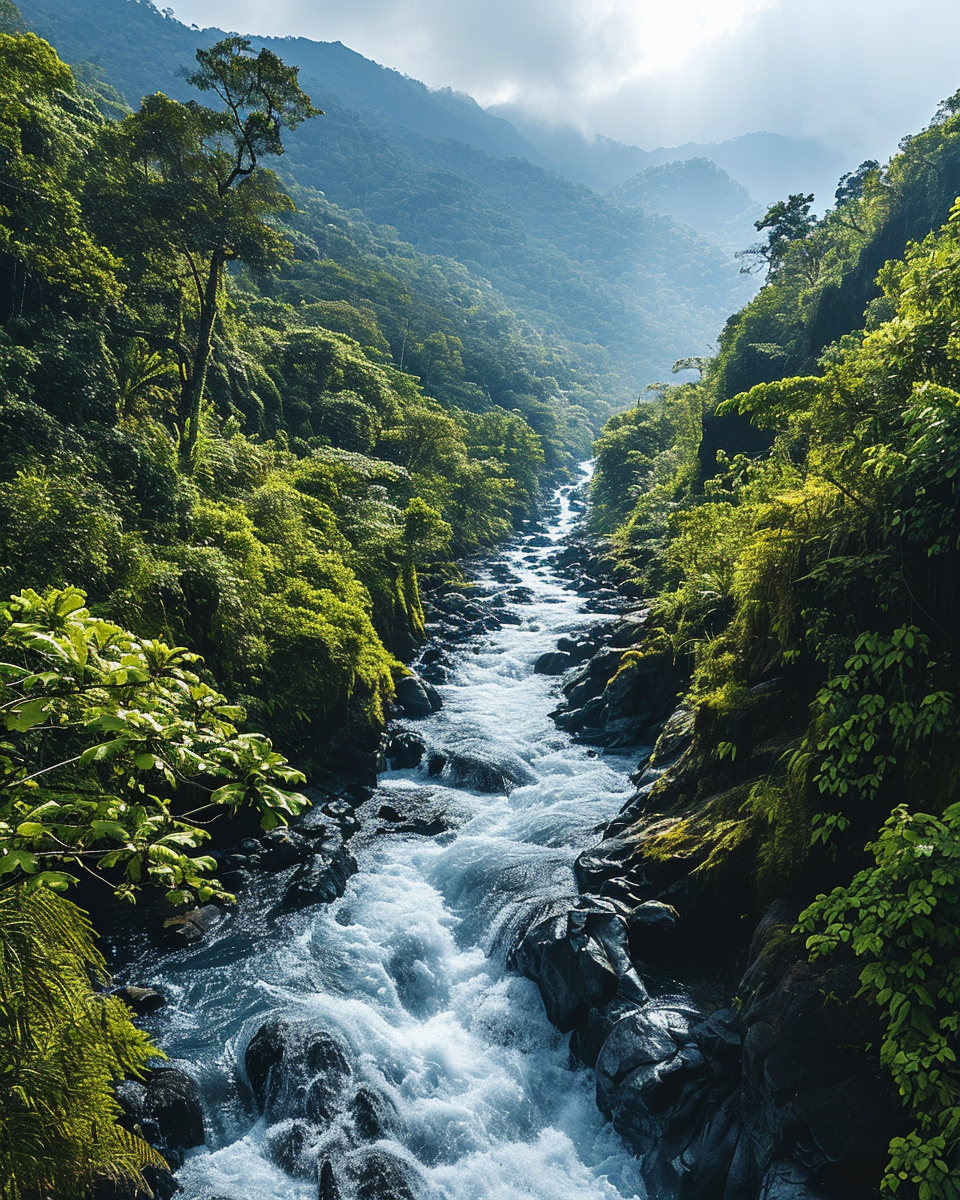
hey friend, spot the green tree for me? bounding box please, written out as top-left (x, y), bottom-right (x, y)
top-left (0, 586), bottom-right (307, 899)
top-left (737, 192), bottom-right (817, 277)
top-left (0, 33), bottom-right (121, 307)
top-left (98, 37), bottom-right (320, 461)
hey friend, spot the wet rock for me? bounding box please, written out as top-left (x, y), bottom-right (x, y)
top-left (587, 646), bottom-right (624, 680)
top-left (609, 1045), bottom-right (707, 1161)
top-left (318, 1159), bottom-right (342, 1200)
top-left (758, 1160), bottom-right (820, 1198)
top-left (609, 612), bottom-right (650, 647)
top-left (162, 904), bottom-right (222, 944)
top-left (374, 786), bottom-right (467, 838)
top-left (569, 998), bottom-right (638, 1069)
top-left (304, 1038), bottom-right (355, 1123)
top-left (735, 950), bottom-right (903, 1193)
top-left (319, 799), bottom-right (361, 838)
top-left (245, 1018), bottom-right (353, 1125)
top-left (595, 1007), bottom-right (684, 1113)
top-left (556, 636), bottom-right (593, 663)
top-left (394, 674), bottom-right (442, 718)
top-left (553, 696), bottom-right (606, 734)
top-left (135, 1067), bottom-right (205, 1152)
top-left (346, 1147), bottom-right (421, 1200)
top-left (515, 908), bottom-right (637, 1032)
top-left (218, 867), bottom-right (251, 893)
top-left (384, 729), bottom-right (426, 769)
top-left (440, 742), bottom-right (536, 793)
top-left (693, 1006), bottom-right (742, 1067)
top-left (278, 844), bottom-right (357, 913)
top-left (574, 833), bottom-right (643, 895)
top-left (349, 1086), bottom-right (401, 1141)
top-left (623, 900), bottom-right (681, 959)
top-left (564, 674), bottom-right (605, 708)
top-left (534, 651), bottom-right (572, 675)
top-left (259, 828), bottom-right (311, 870)
top-left (497, 609), bottom-right (523, 625)
top-left (266, 1118), bottom-right (317, 1178)
top-left (245, 1019), bottom-right (285, 1111)
top-left (641, 1082), bottom-right (740, 1200)
top-left (116, 984), bottom-right (165, 1014)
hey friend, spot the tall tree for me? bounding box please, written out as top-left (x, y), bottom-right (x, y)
top-left (96, 37), bottom-right (320, 461)
top-left (736, 192), bottom-right (817, 277)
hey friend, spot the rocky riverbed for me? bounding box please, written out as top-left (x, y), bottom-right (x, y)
top-left (99, 472), bottom-right (899, 1200)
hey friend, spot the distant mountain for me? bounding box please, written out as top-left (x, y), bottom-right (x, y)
top-left (17, 0), bottom-right (756, 397)
top-left (482, 110), bottom-right (651, 192)
top-left (487, 108), bottom-right (848, 209)
top-left (608, 159), bottom-right (763, 256)
top-left (650, 133), bottom-right (848, 211)
top-left (16, 0), bottom-right (548, 160)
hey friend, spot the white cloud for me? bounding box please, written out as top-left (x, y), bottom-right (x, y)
top-left (165, 0), bottom-right (960, 163)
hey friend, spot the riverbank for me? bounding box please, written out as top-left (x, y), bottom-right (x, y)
top-left (97, 469), bottom-right (902, 1200)
top-left (512, 532), bottom-right (905, 1199)
top-left (100, 473), bottom-right (655, 1200)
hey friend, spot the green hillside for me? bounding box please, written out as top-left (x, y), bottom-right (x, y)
top-left (608, 158), bottom-right (762, 254)
top-left (15, 0), bottom-right (755, 399)
top-left (589, 89), bottom-right (960, 1199)
top-left (0, 24), bottom-right (573, 771)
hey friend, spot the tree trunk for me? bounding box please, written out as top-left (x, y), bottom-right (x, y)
top-left (180, 248), bottom-right (224, 467)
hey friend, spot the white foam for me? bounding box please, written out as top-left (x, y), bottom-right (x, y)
top-left (144, 466), bottom-right (648, 1199)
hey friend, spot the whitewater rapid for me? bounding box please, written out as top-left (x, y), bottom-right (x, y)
top-left (136, 470), bottom-right (648, 1200)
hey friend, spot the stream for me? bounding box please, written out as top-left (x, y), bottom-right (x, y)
top-left (132, 469), bottom-right (650, 1200)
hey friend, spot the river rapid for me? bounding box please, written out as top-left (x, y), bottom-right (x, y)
top-left (134, 470), bottom-right (650, 1200)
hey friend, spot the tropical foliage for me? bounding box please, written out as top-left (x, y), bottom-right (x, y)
top-left (590, 100), bottom-right (960, 1198)
top-left (0, 24), bottom-right (566, 766)
top-left (0, 20), bottom-right (573, 1194)
top-left (0, 888), bottom-right (165, 1200)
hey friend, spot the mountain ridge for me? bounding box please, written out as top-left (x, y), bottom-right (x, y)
top-left (15, 0), bottom-right (757, 396)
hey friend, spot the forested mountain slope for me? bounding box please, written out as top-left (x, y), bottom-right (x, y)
top-left (16, 0), bottom-right (755, 396)
top-left (608, 157), bottom-right (763, 254)
top-left (0, 19), bottom-right (581, 771)
top-left (588, 89), bottom-right (960, 1199)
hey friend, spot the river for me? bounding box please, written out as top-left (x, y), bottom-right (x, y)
top-left (133, 470), bottom-right (649, 1200)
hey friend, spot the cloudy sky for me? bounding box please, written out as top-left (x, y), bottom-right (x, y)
top-left (165, 0), bottom-right (960, 163)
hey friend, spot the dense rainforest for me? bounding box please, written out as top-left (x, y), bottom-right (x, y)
top-left (590, 88), bottom-right (960, 1199)
top-left (0, 11), bottom-right (605, 1192)
top-left (12, 0), bottom-right (758, 399)
top-left (9, 0), bottom-right (960, 1195)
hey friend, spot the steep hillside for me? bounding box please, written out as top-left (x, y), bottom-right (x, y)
top-left (16, 0), bottom-right (753, 398)
top-left (608, 158), bottom-right (762, 254)
top-left (586, 91), bottom-right (960, 1200)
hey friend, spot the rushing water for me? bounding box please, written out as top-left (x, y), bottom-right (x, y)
top-left (136, 471), bottom-right (648, 1200)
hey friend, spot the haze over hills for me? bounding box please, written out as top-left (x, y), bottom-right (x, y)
top-left (17, 0), bottom-right (763, 400)
top-left (487, 106), bottom-right (849, 209)
top-left (608, 159), bottom-right (763, 257)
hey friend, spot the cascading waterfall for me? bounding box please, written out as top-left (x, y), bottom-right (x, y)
top-left (131, 469), bottom-right (649, 1200)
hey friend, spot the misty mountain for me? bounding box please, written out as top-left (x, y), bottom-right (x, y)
top-left (17, 0), bottom-right (757, 395)
top-left (488, 107), bottom-right (848, 207)
top-left (608, 159), bottom-right (763, 256)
